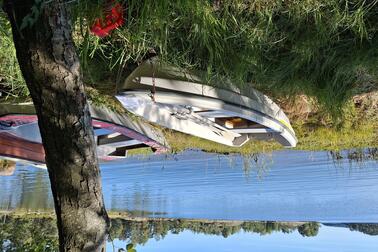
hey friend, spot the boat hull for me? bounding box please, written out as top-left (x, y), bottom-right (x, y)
top-left (116, 59), bottom-right (297, 148)
top-left (0, 103), bottom-right (169, 165)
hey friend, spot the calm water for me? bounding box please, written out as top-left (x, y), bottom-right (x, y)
top-left (1, 150), bottom-right (378, 222)
top-left (1, 149), bottom-right (378, 251)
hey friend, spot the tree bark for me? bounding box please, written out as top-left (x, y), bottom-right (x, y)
top-left (3, 1), bottom-right (109, 251)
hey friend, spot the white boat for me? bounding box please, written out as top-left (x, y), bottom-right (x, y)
top-left (116, 59), bottom-right (297, 147)
top-left (0, 102), bottom-right (169, 166)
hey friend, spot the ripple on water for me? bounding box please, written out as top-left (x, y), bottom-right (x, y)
top-left (1, 149), bottom-right (378, 222)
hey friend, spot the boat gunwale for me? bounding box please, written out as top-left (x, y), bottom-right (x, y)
top-left (0, 103), bottom-right (170, 155)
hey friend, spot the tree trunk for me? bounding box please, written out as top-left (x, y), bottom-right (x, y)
top-left (3, 1), bottom-right (109, 251)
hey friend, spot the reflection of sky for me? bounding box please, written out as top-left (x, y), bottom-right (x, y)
top-left (0, 164), bottom-right (53, 210)
top-left (108, 225), bottom-right (378, 252)
top-left (101, 150), bottom-right (378, 222)
top-left (1, 150), bottom-right (378, 222)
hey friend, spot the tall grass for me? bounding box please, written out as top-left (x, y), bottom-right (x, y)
top-left (0, 14), bottom-right (28, 99)
top-left (73, 0), bottom-right (378, 118)
top-left (1, 1), bottom-right (378, 118)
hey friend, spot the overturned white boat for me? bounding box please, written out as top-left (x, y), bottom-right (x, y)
top-left (0, 102), bottom-right (169, 165)
top-left (116, 59), bottom-right (297, 148)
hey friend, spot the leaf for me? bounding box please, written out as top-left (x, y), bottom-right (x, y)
top-left (126, 243), bottom-right (134, 250)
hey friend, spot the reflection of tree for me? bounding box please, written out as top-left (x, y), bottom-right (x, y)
top-left (2, 216), bottom-right (314, 250)
top-left (0, 215), bottom-right (58, 251)
top-left (348, 224), bottom-right (378, 236)
top-left (297, 222), bottom-right (320, 237)
top-left (5, 215), bottom-right (377, 250)
top-left (19, 171), bottom-right (52, 210)
top-left (111, 219), bottom-right (316, 244)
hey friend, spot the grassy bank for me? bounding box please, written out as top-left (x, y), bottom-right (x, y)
top-left (2, 1), bottom-right (378, 114)
top-left (121, 89), bottom-right (378, 155)
top-left (162, 122), bottom-right (377, 154)
top-left (1, 2), bottom-right (378, 154)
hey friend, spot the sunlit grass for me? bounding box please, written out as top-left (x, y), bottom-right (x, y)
top-left (161, 119), bottom-right (378, 154)
top-left (293, 122), bottom-right (378, 151)
top-left (164, 130), bottom-right (281, 154)
top-left (1, 1), bottom-right (377, 155)
top-left (73, 0), bottom-right (378, 118)
top-left (0, 15), bottom-right (29, 99)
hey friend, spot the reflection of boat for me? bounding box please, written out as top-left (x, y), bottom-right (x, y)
top-left (116, 59), bottom-right (297, 147)
top-left (0, 103), bottom-right (169, 166)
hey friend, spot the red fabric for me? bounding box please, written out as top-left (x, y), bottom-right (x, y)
top-left (90, 3), bottom-right (124, 37)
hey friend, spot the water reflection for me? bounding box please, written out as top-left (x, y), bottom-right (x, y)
top-left (1, 149), bottom-right (378, 221)
top-left (1, 215), bottom-right (377, 252)
top-left (0, 165), bottom-right (53, 211)
top-left (329, 148), bottom-right (378, 162)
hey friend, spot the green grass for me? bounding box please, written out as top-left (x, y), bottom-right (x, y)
top-left (72, 0), bottom-right (378, 119)
top-left (1, 1), bottom-right (378, 154)
top-left (2, 1), bottom-right (378, 118)
top-left (163, 130), bottom-right (281, 154)
top-left (293, 122), bottom-right (378, 151)
top-left (160, 118), bottom-right (378, 154)
top-left (0, 14), bottom-right (29, 99)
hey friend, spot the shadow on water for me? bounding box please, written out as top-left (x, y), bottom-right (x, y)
top-left (1, 214), bottom-right (378, 251)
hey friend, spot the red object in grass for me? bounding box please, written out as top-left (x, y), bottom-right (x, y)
top-left (90, 3), bottom-right (124, 38)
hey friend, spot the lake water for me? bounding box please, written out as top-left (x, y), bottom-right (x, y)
top-left (1, 149), bottom-right (378, 251)
top-left (1, 149), bottom-right (378, 222)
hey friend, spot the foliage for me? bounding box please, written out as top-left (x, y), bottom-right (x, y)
top-left (2, 0), bottom-right (378, 118)
top-left (109, 218), bottom-right (307, 245)
top-left (297, 222), bottom-right (320, 237)
top-left (1, 214), bottom-right (312, 250)
top-left (0, 215), bottom-right (58, 251)
top-left (2, 214), bottom-right (378, 250)
top-left (0, 14), bottom-right (29, 99)
top-left (348, 223), bottom-right (378, 235)
top-left (74, 0), bottom-right (378, 118)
